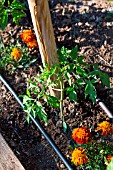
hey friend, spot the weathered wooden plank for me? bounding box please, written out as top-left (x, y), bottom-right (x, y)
top-left (0, 133), bottom-right (25, 170)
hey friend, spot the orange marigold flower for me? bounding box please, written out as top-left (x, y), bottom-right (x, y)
top-left (106, 156), bottom-right (113, 163)
top-left (71, 147), bottom-right (88, 166)
top-left (72, 126), bottom-right (91, 144)
top-left (26, 39), bottom-right (38, 49)
top-left (11, 48), bottom-right (22, 61)
top-left (95, 121), bottom-right (113, 136)
top-left (20, 30), bottom-right (35, 43)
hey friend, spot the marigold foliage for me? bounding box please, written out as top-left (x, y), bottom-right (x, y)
top-left (71, 147), bottom-right (88, 166)
top-left (72, 126), bottom-right (91, 144)
top-left (20, 30), bottom-right (38, 48)
top-left (107, 156), bottom-right (113, 163)
top-left (11, 47), bottom-right (22, 61)
top-left (96, 121), bottom-right (113, 136)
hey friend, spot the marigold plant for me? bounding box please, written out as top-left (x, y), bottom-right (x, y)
top-left (72, 126), bottom-right (91, 144)
top-left (71, 147), bottom-right (88, 166)
top-left (11, 47), bottom-right (22, 61)
top-left (70, 122), bottom-right (113, 169)
top-left (95, 121), bottom-right (113, 136)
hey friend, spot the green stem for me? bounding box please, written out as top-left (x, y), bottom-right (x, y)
top-left (59, 78), bottom-right (64, 121)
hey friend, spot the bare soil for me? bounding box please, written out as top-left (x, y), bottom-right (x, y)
top-left (0, 0), bottom-right (113, 170)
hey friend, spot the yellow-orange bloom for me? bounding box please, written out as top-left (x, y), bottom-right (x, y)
top-left (106, 156), bottom-right (113, 163)
top-left (95, 121), bottom-right (113, 136)
top-left (20, 30), bottom-right (35, 43)
top-left (71, 147), bottom-right (88, 166)
top-left (26, 39), bottom-right (38, 49)
top-left (72, 126), bottom-right (91, 144)
top-left (11, 48), bottom-right (22, 61)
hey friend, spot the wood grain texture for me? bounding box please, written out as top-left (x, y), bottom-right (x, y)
top-left (27, 0), bottom-right (61, 97)
top-left (0, 133), bottom-right (25, 170)
top-left (27, 0), bottom-right (59, 68)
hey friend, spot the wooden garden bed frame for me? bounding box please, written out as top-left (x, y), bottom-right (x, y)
top-left (0, 133), bottom-right (25, 170)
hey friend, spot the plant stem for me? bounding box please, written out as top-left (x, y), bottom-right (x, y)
top-left (59, 78), bottom-right (64, 121)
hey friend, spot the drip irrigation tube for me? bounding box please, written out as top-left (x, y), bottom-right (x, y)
top-left (96, 98), bottom-right (113, 122)
top-left (0, 74), bottom-right (73, 170)
top-left (72, 71), bottom-right (113, 121)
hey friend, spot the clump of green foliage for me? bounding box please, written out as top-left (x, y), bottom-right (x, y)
top-left (0, 40), bottom-right (37, 73)
top-left (21, 46), bottom-right (110, 130)
top-left (0, 0), bottom-right (26, 31)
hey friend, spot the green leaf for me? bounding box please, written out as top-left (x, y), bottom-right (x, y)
top-left (17, 65), bottom-right (24, 68)
top-left (63, 121), bottom-right (67, 132)
top-left (91, 78), bottom-right (98, 84)
top-left (41, 112), bottom-right (48, 123)
top-left (11, 1), bottom-right (26, 10)
top-left (89, 70), bottom-right (99, 77)
top-left (57, 49), bottom-right (66, 63)
top-left (1, 9), bottom-right (8, 30)
top-left (1, 0), bottom-right (5, 5)
top-left (77, 78), bottom-right (85, 86)
top-left (106, 158), bottom-right (113, 170)
top-left (12, 9), bottom-right (26, 24)
top-left (26, 113), bottom-right (30, 124)
top-left (47, 95), bottom-right (60, 108)
top-left (98, 71), bottom-right (110, 88)
top-left (70, 46), bottom-right (78, 60)
top-left (26, 89), bottom-right (31, 98)
top-left (93, 63), bottom-right (98, 70)
top-left (29, 58), bottom-right (37, 64)
top-left (76, 56), bottom-right (88, 67)
top-left (66, 86), bottom-right (74, 92)
top-left (76, 65), bottom-right (88, 77)
top-left (85, 80), bottom-right (97, 103)
top-left (69, 90), bottom-right (77, 102)
top-left (23, 95), bottom-right (34, 104)
top-left (64, 71), bottom-right (71, 86)
top-left (35, 105), bottom-right (48, 123)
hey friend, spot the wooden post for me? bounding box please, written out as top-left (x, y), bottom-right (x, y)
top-left (27, 0), bottom-right (59, 68)
top-left (27, 0), bottom-right (60, 97)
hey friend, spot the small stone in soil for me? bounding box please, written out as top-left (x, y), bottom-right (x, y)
top-left (60, 164), bottom-right (65, 169)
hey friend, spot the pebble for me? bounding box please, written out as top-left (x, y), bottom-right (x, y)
top-left (60, 164), bottom-right (65, 169)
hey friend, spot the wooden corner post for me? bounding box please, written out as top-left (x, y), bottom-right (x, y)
top-left (27, 0), bottom-right (60, 97)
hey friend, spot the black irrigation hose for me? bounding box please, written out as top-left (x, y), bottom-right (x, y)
top-left (96, 99), bottom-right (113, 123)
top-left (0, 74), bottom-right (73, 170)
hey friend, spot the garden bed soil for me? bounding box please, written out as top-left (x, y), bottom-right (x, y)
top-left (0, 0), bottom-right (113, 169)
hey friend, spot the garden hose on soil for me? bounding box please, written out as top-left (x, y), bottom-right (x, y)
top-left (0, 74), bottom-right (73, 170)
top-left (96, 98), bottom-right (113, 122)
